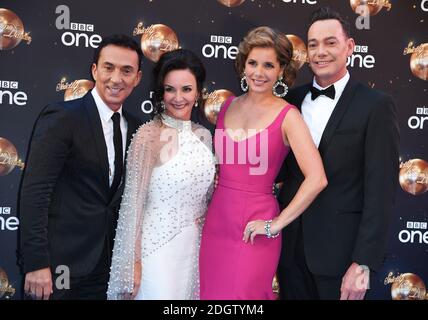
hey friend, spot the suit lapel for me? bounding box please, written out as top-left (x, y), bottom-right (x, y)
top-left (289, 84), bottom-right (311, 112)
top-left (318, 79), bottom-right (359, 157)
top-left (83, 93), bottom-right (110, 191)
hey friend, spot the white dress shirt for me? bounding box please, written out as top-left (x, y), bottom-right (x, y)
top-left (301, 72), bottom-right (350, 147)
top-left (91, 88), bottom-right (128, 186)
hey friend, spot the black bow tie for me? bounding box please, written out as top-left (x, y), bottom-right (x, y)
top-left (310, 85), bottom-right (335, 100)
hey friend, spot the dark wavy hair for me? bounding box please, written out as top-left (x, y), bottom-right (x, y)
top-left (235, 26), bottom-right (297, 88)
top-left (152, 49), bottom-right (206, 115)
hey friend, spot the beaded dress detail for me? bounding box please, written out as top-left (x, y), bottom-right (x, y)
top-left (107, 114), bottom-right (215, 300)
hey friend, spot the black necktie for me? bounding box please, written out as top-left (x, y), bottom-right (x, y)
top-left (111, 112), bottom-right (123, 193)
top-left (310, 85), bottom-right (335, 100)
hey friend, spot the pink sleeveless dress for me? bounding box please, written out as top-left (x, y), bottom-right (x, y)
top-left (200, 96), bottom-right (294, 299)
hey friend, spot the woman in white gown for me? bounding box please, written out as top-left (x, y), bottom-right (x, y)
top-left (107, 49), bottom-right (215, 300)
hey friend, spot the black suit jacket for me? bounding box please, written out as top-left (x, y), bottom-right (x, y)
top-left (277, 78), bottom-right (400, 277)
top-left (19, 92), bottom-right (141, 277)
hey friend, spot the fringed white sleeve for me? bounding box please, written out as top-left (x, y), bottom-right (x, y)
top-left (107, 120), bottom-right (159, 300)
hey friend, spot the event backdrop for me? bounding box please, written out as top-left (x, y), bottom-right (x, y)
top-left (0, 0), bottom-right (427, 300)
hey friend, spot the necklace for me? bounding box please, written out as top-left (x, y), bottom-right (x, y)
top-left (161, 113), bottom-right (191, 131)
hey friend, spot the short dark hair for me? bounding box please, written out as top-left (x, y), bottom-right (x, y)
top-left (152, 49), bottom-right (206, 115)
top-left (309, 7), bottom-right (351, 39)
top-left (92, 34), bottom-right (143, 71)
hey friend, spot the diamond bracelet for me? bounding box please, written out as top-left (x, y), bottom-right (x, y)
top-left (264, 220), bottom-right (280, 238)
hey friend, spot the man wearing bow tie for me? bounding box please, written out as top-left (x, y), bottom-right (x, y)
top-left (277, 7), bottom-right (399, 300)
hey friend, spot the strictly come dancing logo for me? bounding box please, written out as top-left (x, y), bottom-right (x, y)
top-left (0, 268), bottom-right (15, 299)
top-left (217, 0), bottom-right (246, 7)
top-left (56, 77), bottom-right (94, 101)
top-left (385, 272), bottom-right (427, 300)
top-left (0, 8), bottom-right (32, 50)
top-left (203, 89), bottom-right (235, 124)
top-left (286, 34), bottom-right (307, 70)
top-left (404, 42), bottom-right (428, 81)
top-left (133, 22), bottom-right (179, 63)
top-left (350, 0), bottom-right (391, 16)
top-left (399, 158), bottom-right (428, 196)
top-left (350, 0), bottom-right (392, 31)
top-left (0, 137), bottom-right (24, 177)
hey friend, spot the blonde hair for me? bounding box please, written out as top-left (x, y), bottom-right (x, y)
top-left (235, 26), bottom-right (297, 87)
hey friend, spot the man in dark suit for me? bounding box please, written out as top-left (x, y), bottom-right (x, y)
top-left (19, 34), bottom-right (143, 299)
top-left (277, 7), bottom-right (399, 300)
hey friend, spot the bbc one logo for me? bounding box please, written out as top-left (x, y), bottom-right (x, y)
top-left (281, 0), bottom-right (317, 4)
top-left (0, 207), bottom-right (19, 232)
top-left (141, 91), bottom-right (154, 114)
top-left (347, 45), bottom-right (375, 69)
top-left (202, 35), bottom-right (238, 60)
top-left (0, 80), bottom-right (27, 106)
top-left (398, 221), bottom-right (428, 244)
top-left (422, 0), bottom-right (428, 12)
top-left (55, 5), bottom-right (102, 48)
top-left (408, 106), bottom-right (428, 130)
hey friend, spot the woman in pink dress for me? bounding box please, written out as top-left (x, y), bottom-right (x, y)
top-left (199, 26), bottom-right (327, 299)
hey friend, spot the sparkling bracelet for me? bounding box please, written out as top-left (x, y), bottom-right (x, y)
top-left (264, 220), bottom-right (280, 238)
